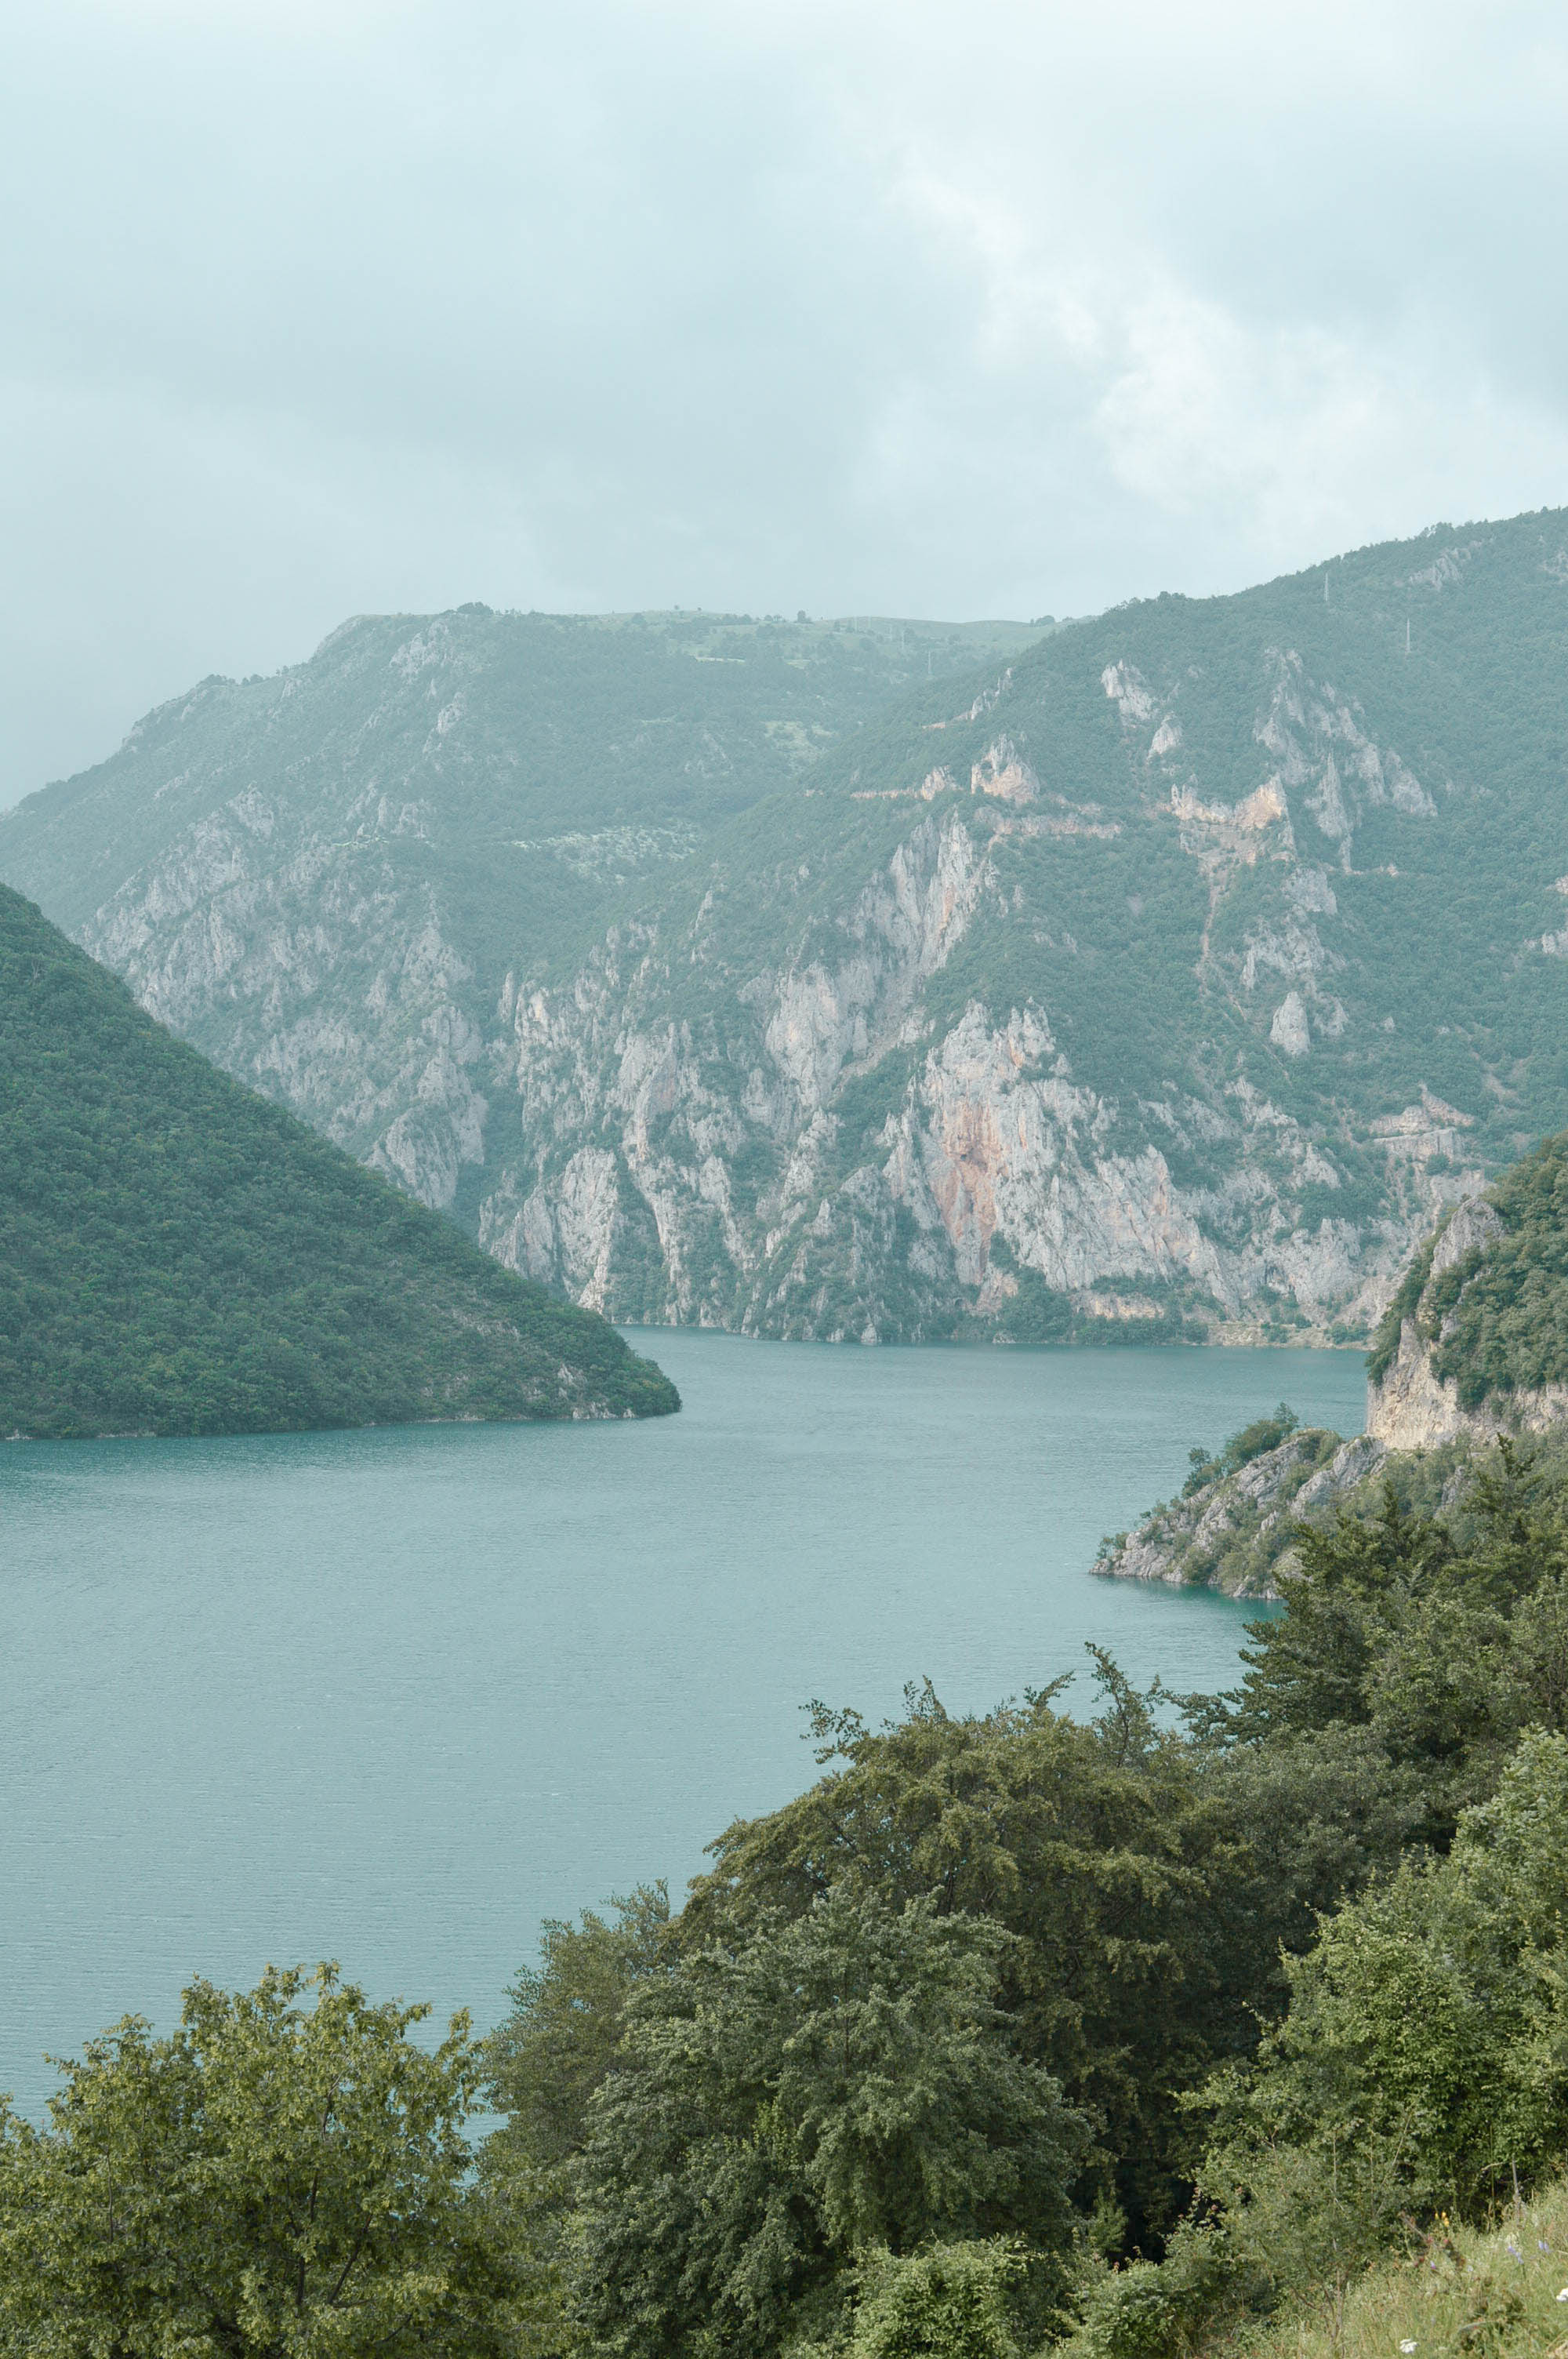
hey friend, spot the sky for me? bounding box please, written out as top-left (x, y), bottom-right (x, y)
top-left (2, 0), bottom-right (1566, 805)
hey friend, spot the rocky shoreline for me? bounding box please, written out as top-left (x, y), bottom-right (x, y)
top-left (1093, 1423), bottom-right (1386, 1600)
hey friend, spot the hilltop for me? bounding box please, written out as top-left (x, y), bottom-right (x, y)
top-left (4, 518), bottom-right (1568, 1342)
top-left (0, 885), bottom-right (677, 1436)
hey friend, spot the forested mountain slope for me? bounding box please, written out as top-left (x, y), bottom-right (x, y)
top-left (0, 886), bottom-right (677, 1435)
top-left (1368, 1129), bottom-right (1568, 1447)
top-left (5, 518), bottom-right (1567, 1343)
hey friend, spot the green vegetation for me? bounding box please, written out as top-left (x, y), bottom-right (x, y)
top-left (1214, 2179), bottom-right (1568, 2359)
top-left (15, 1431), bottom-right (1568, 2350)
top-left (0, 1965), bottom-right (524, 2359)
top-left (1429, 1135), bottom-right (1568, 1404)
top-left (9, 515), bottom-right (1568, 1342)
top-left (1182, 1402), bottom-right (1300, 1495)
top-left (0, 885), bottom-right (677, 1434)
top-left (1367, 1132), bottom-right (1568, 1405)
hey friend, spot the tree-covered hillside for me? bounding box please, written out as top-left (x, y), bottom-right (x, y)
top-left (0, 885), bottom-right (677, 1435)
top-left (1372, 1131), bottom-right (1568, 1406)
top-left (5, 517), bottom-right (1568, 1343)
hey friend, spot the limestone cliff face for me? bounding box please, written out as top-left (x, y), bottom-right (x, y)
top-left (1095, 1428), bottom-right (1388, 1598)
top-left (1364, 1197), bottom-right (1568, 1448)
top-left (25, 674), bottom-right (1461, 1342)
top-left (467, 799), bottom-right (1432, 1339)
top-left (88, 799), bottom-right (492, 1214)
top-left (11, 521), bottom-right (1563, 1345)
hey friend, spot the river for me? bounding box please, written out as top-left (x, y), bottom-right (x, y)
top-left (0, 1332), bottom-right (1366, 2113)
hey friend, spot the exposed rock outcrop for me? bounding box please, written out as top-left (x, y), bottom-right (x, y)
top-left (470, 807), bottom-right (1424, 1339)
top-left (1094, 1427), bottom-right (1386, 1599)
top-left (1366, 1175), bottom-right (1568, 1448)
top-left (13, 518), bottom-right (1566, 1346)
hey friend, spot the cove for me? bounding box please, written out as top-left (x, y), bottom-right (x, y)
top-left (0, 1333), bottom-right (1366, 2115)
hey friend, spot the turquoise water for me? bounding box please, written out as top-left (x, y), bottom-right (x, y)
top-left (0, 1334), bottom-right (1366, 2114)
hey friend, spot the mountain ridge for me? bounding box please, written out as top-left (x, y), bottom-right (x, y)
top-left (5, 515), bottom-right (1567, 1343)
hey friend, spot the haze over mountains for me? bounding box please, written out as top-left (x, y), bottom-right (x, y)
top-left (5, 511), bottom-right (1568, 1347)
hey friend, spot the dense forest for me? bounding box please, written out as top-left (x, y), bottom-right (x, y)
top-left (0, 885), bottom-right (677, 1434)
top-left (8, 1423), bottom-right (1568, 2354)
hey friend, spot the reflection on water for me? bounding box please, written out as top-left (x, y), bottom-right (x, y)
top-left (0, 1332), bottom-right (1364, 2114)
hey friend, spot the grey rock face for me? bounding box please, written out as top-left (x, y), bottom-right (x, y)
top-left (11, 520), bottom-right (1566, 1345)
top-left (1367, 1318), bottom-right (1568, 1452)
top-left (466, 801), bottom-right (1425, 1339)
top-left (1430, 1196), bottom-right (1504, 1281)
top-left (1366, 1194), bottom-right (1568, 1450)
top-left (1094, 1425), bottom-right (1385, 1598)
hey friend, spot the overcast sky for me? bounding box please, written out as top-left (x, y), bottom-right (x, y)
top-left (3, 0), bottom-right (1566, 805)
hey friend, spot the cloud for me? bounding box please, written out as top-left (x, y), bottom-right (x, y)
top-left (1, 0), bottom-right (1566, 800)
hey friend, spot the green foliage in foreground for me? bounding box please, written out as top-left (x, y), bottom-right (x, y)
top-left (20, 1441), bottom-right (1568, 2354)
top-left (477, 1441), bottom-right (1568, 2356)
top-left (570, 1888), bottom-right (1087, 2359)
top-left (0, 1966), bottom-right (527, 2359)
top-left (1227, 2176), bottom-right (1568, 2359)
top-left (0, 885), bottom-right (677, 1434)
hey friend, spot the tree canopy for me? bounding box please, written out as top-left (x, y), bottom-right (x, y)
top-left (0, 1965), bottom-right (522, 2359)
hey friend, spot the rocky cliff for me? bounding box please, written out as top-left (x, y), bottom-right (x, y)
top-left (1094, 1424), bottom-right (1387, 1598)
top-left (464, 794), bottom-right (1460, 1343)
top-left (1100, 1130), bottom-right (1568, 1594)
top-left (5, 517), bottom-right (1568, 1343)
top-left (1367, 1140), bottom-right (1568, 1448)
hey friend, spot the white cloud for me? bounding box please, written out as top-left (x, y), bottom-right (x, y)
top-left (1, 0), bottom-right (1566, 798)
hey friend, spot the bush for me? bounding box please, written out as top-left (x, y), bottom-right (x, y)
top-left (849, 2241), bottom-right (1023, 2359)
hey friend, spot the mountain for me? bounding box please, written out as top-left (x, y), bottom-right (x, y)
top-left (1369, 1131), bottom-right (1568, 1448)
top-left (0, 885), bottom-right (677, 1437)
top-left (4, 517), bottom-right (1568, 1345)
top-left (0, 609), bottom-right (1036, 1237)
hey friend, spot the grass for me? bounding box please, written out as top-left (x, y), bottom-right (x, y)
top-left (1240, 2179), bottom-right (1568, 2358)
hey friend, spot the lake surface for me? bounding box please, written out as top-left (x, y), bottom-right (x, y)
top-left (0, 1333), bottom-right (1366, 2114)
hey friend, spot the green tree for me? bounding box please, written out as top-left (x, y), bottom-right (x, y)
top-left (571, 1885), bottom-right (1087, 2359)
top-left (1227, 1459), bottom-right (1568, 1844)
top-left (684, 1667), bottom-right (1222, 2242)
top-left (0, 1963), bottom-right (517, 2359)
top-left (480, 1887), bottom-right (672, 2359)
top-left (1203, 1725), bottom-right (1568, 2245)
